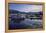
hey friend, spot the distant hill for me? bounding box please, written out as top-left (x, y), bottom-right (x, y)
top-left (9, 9), bottom-right (27, 14)
top-left (9, 9), bottom-right (43, 15)
top-left (9, 10), bottom-right (20, 14)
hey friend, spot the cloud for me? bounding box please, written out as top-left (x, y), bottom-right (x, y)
top-left (9, 4), bottom-right (42, 12)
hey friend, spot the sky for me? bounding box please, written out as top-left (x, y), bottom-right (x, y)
top-left (9, 4), bottom-right (42, 12)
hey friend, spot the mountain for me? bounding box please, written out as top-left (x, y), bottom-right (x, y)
top-left (28, 11), bottom-right (43, 15)
top-left (9, 9), bottom-right (27, 14)
top-left (9, 10), bottom-right (20, 14)
top-left (9, 9), bottom-right (43, 15)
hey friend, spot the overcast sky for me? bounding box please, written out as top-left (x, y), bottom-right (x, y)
top-left (9, 4), bottom-right (42, 12)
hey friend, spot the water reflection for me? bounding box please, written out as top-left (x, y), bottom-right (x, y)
top-left (9, 17), bottom-right (43, 29)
